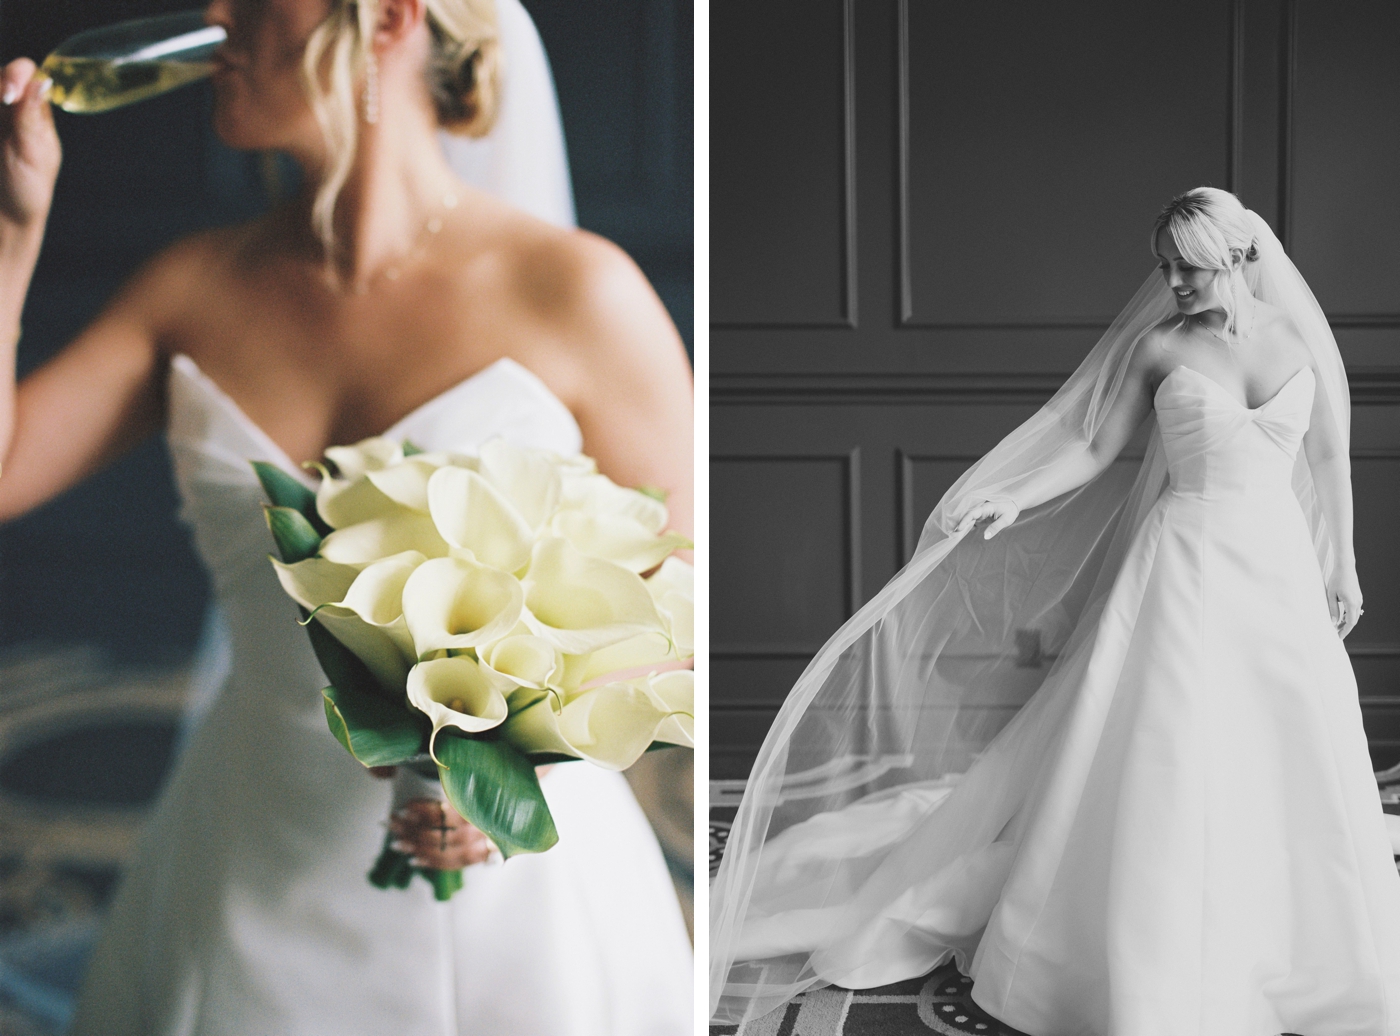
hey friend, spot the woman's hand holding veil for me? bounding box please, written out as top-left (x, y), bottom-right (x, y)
top-left (955, 497), bottom-right (1021, 539)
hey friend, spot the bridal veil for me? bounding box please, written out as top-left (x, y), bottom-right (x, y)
top-left (709, 209), bottom-right (1350, 1023)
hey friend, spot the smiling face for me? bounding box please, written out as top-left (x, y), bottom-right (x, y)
top-left (204, 0), bottom-right (331, 156)
top-left (1154, 228), bottom-right (1229, 316)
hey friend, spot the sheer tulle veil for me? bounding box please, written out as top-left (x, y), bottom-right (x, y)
top-left (438, 0), bottom-right (576, 228)
top-left (709, 209), bottom-right (1349, 1023)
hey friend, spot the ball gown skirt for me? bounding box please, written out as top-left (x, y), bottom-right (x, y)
top-left (734, 364), bottom-right (1400, 1036)
top-left (67, 355), bottom-right (693, 1036)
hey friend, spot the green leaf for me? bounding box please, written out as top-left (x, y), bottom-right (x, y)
top-left (524, 751), bottom-right (585, 766)
top-left (369, 835), bottom-right (415, 889)
top-left (251, 461), bottom-right (331, 535)
top-left (401, 440), bottom-right (425, 457)
top-left (427, 867), bottom-right (464, 901)
top-left (435, 733), bottom-right (559, 858)
top-left (322, 683), bottom-right (426, 767)
top-left (264, 505), bottom-right (323, 563)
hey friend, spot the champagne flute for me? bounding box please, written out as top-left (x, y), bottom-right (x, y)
top-left (39, 10), bottom-right (226, 114)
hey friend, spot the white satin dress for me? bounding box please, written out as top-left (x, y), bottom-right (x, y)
top-left (744, 364), bottom-right (1400, 1035)
top-left (69, 354), bottom-right (692, 1036)
top-left (970, 365), bottom-right (1400, 1034)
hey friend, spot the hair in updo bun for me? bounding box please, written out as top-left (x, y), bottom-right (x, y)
top-left (300, 0), bottom-right (500, 256)
top-left (426, 0), bottom-right (500, 137)
top-left (1152, 186), bottom-right (1256, 271)
top-left (1153, 186), bottom-right (1259, 335)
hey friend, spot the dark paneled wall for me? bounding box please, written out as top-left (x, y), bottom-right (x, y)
top-left (712, 0), bottom-right (1400, 777)
top-left (0, 0), bottom-right (692, 664)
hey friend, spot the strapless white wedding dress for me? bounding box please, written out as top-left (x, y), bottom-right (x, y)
top-left (68, 354), bottom-right (692, 1036)
top-left (739, 365), bottom-right (1400, 1035)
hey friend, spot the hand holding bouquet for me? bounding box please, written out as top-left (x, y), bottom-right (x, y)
top-left (255, 436), bottom-right (694, 899)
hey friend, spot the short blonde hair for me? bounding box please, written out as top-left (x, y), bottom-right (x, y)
top-left (1153, 186), bottom-right (1259, 334)
top-left (300, 0), bottom-right (500, 253)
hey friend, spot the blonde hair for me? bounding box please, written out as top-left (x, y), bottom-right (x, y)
top-left (299, 0), bottom-right (500, 253)
top-left (1152, 186), bottom-right (1259, 335)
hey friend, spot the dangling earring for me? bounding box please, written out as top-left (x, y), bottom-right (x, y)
top-left (363, 49), bottom-right (380, 125)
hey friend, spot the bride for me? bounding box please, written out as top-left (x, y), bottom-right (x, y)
top-left (711, 187), bottom-right (1400, 1035)
top-left (0, 0), bottom-right (693, 1033)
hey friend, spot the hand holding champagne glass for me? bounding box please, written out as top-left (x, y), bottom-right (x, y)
top-left (38, 11), bottom-right (225, 114)
top-left (0, 10), bottom-right (222, 453)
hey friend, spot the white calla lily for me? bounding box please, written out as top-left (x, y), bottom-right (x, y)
top-left (550, 510), bottom-right (692, 573)
top-left (272, 554), bottom-right (419, 678)
top-left (319, 512), bottom-right (449, 566)
top-left (402, 556), bottom-right (525, 656)
top-left (480, 634), bottom-right (563, 690)
top-left (501, 673), bottom-right (690, 769)
top-left (426, 466), bottom-right (535, 573)
top-left (644, 670), bottom-right (695, 747)
top-left (324, 437), bottom-right (403, 479)
top-left (364, 458), bottom-right (441, 512)
top-left (560, 472), bottom-right (669, 533)
top-left (500, 695), bottom-right (582, 761)
top-left (552, 680), bottom-right (677, 770)
top-left (340, 550), bottom-right (425, 624)
top-left (577, 633), bottom-right (676, 684)
top-left (521, 537), bottom-right (666, 654)
top-left (315, 473), bottom-right (405, 530)
top-left (656, 590), bottom-right (693, 656)
top-left (479, 439), bottom-right (562, 531)
top-left (410, 450), bottom-right (479, 471)
top-left (271, 556), bottom-right (359, 611)
top-left (312, 608), bottom-right (412, 690)
top-left (406, 656), bottom-right (510, 761)
top-left (646, 555), bottom-right (694, 600)
top-left (337, 550), bottom-right (426, 663)
top-left (646, 556), bottom-right (694, 657)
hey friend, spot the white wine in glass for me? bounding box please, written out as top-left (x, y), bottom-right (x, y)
top-left (39, 10), bottom-right (226, 114)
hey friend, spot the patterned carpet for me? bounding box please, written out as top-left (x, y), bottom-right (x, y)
top-left (710, 773), bottom-right (1400, 1036)
top-left (708, 964), bottom-right (1030, 1036)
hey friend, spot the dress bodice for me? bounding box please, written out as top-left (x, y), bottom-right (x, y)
top-left (165, 353), bottom-right (583, 711)
top-left (1153, 364), bottom-right (1314, 500)
top-left (73, 356), bottom-right (693, 1036)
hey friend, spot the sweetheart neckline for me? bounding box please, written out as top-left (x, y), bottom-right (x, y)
top-left (169, 353), bottom-right (569, 487)
top-left (1156, 364), bottom-right (1313, 413)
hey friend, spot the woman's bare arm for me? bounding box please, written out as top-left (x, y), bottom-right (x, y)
top-left (537, 234), bottom-right (694, 541)
top-left (0, 59), bottom-right (181, 524)
top-left (0, 286), bottom-right (169, 522)
top-left (1301, 359), bottom-right (1361, 637)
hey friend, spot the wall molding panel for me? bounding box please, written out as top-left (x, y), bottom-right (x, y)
top-left (713, 0), bottom-right (1400, 772)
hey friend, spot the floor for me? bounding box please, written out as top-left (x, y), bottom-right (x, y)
top-left (709, 779), bottom-right (1400, 1036)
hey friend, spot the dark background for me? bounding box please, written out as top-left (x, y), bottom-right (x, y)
top-left (0, 0), bottom-right (694, 665)
top-left (711, 0), bottom-right (1400, 777)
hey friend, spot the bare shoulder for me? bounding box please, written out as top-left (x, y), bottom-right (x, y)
top-left (511, 222), bottom-right (670, 336)
top-left (109, 219), bottom-right (264, 337)
top-left (1135, 318), bottom-right (1184, 383)
top-left (487, 213), bottom-right (690, 403)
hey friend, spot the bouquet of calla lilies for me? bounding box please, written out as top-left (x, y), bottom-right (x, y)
top-left (254, 436), bottom-right (694, 900)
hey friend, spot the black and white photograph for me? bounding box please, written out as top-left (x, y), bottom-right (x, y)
top-left (709, 3), bottom-right (1400, 1035)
